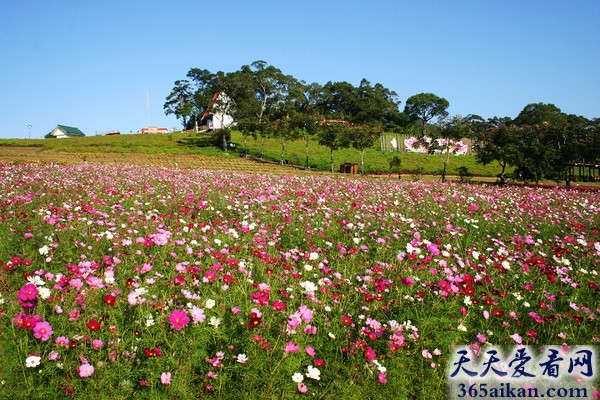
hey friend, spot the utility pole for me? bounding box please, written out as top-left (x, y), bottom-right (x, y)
top-left (28, 124), bottom-right (32, 139)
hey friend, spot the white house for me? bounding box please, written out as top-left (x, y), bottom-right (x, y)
top-left (201, 91), bottom-right (234, 130)
top-left (44, 125), bottom-right (86, 139)
top-left (140, 127), bottom-right (169, 134)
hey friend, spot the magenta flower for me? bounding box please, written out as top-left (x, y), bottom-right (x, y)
top-left (365, 346), bottom-right (376, 362)
top-left (168, 309), bottom-right (190, 330)
top-left (17, 283), bottom-right (38, 310)
top-left (33, 321), bottom-right (53, 341)
top-left (79, 363), bottom-right (94, 378)
top-left (17, 283), bottom-right (38, 301)
top-left (55, 336), bottom-right (69, 347)
top-left (378, 373), bottom-right (387, 384)
top-left (92, 339), bottom-right (104, 350)
top-left (284, 341), bottom-right (300, 354)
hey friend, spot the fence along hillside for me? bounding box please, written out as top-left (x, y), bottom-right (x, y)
top-left (379, 133), bottom-right (474, 154)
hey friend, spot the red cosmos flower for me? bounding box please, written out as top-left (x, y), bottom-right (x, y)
top-left (247, 312), bottom-right (261, 329)
top-left (86, 319), bottom-right (101, 332)
top-left (492, 309), bottom-right (504, 317)
top-left (588, 281), bottom-right (598, 290)
top-left (342, 316), bottom-right (352, 325)
top-left (271, 301), bottom-right (286, 311)
top-left (103, 295), bottom-right (116, 306)
top-left (144, 347), bottom-right (163, 357)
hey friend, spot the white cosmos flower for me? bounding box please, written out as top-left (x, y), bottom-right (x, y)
top-left (306, 366), bottom-right (321, 380)
top-left (39, 245), bottom-right (51, 255)
top-left (37, 287), bottom-right (51, 300)
top-left (26, 355), bottom-right (41, 368)
top-left (209, 316), bottom-right (222, 328)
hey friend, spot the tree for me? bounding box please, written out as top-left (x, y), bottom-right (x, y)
top-left (292, 82), bottom-right (322, 169)
top-left (513, 103), bottom-right (566, 127)
top-left (389, 156), bottom-right (402, 179)
top-left (404, 93), bottom-right (449, 136)
top-left (435, 115), bottom-right (470, 182)
top-left (163, 80), bottom-right (194, 129)
top-left (316, 122), bottom-right (349, 172)
top-left (186, 68), bottom-right (219, 129)
top-left (472, 117), bottom-right (516, 185)
top-left (246, 61), bottom-right (296, 159)
top-left (221, 68), bottom-right (261, 155)
top-left (511, 103), bottom-right (574, 185)
top-left (349, 125), bottom-right (381, 175)
top-left (507, 125), bottom-right (558, 184)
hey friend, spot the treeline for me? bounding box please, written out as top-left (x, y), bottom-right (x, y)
top-left (164, 60), bottom-right (599, 183)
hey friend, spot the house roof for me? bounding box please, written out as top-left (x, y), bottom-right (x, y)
top-left (45, 124), bottom-right (86, 138)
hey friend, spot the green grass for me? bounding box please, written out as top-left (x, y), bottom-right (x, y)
top-left (1, 131), bottom-right (508, 178)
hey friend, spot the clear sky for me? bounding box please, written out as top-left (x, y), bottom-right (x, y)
top-left (1, 0), bottom-right (598, 139)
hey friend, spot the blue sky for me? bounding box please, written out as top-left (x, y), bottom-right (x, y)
top-left (1, 0), bottom-right (598, 139)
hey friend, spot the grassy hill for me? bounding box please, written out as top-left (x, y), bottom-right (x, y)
top-left (0, 131), bottom-right (507, 180)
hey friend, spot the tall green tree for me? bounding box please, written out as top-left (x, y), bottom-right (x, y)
top-left (316, 122), bottom-right (350, 172)
top-left (348, 125), bottom-right (382, 175)
top-left (403, 93), bottom-right (449, 136)
top-left (291, 82), bottom-right (322, 169)
top-left (507, 124), bottom-right (558, 184)
top-left (435, 115), bottom-right (470, 182)
top-left (472, 117), bottom-right (515, 185)
top-left (163, 80), bottom-right (194, 129)
top-left (186, 68), bottom-right (219, 129)
top-left (246, 61), bottom-right (296, 159)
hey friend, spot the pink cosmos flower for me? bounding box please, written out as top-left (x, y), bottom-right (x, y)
top-left (92, 339), bottom-right (104, 350)
top-left (190, 306), bottom-right (206, 323)
top-left (297, 305), bottom-right (313, 323)
top-left (284, 341), bottom-right (300, 354)
top-left (68, 309), bottom-right (80, 322)
top-left (33, 321), bottom-right (53, 341)
top-left (79, 363), bottom-right (94, 378)
top-left (161, 372), bottom-right (172, 385)
top-left (298, 383), bottom-right (308, 393)
top-left (365, 346), bottom-right (376, 362)
top-left (169, 309), bottom-right (190, 330)
top-left (510, 333), bottom-right (523, 344)
top-left (305, 346), bottom-right (316, 357)
top-left (378, 373), bottom-right (387, 384)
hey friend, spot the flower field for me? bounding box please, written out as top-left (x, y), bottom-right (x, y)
top-left (0, 162), bottom-right (598, 399)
